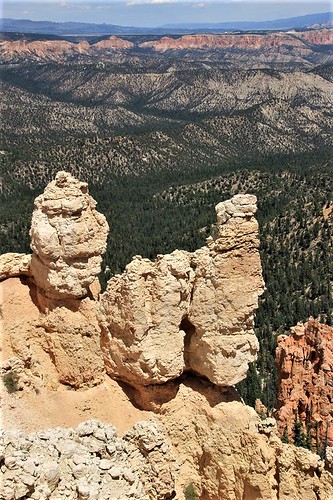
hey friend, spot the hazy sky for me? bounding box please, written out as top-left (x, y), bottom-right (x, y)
top-left (1, 1), bottom-right (331, 27)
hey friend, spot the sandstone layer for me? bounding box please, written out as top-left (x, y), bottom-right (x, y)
top-left (99, 193), bottom-right (264, 387)
top-left (275, 318), bottom-right (333, 448)
top-left (1, 30), bottom-right (331, 65)
top-left (139, 30), bottom-right (332, 52)
top-left (0, 37), bottom-right (134, 63)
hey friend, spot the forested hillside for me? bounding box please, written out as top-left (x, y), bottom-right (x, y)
top-left (0, 45), bottom-right (332, 408)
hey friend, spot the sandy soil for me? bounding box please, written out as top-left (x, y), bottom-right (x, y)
top-left (0, 375), bottom-right (150, 436)
top-left (0, 277), bottom-right (150, 436)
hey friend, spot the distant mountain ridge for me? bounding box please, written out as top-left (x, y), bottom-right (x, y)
top-left (162, 12), bottom-right (333, 31)
top-left (0, 12), bottom-right (332, 36)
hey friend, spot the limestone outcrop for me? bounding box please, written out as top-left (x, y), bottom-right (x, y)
top-left (0, 420), bottom-right (176, 500)
top-left (155, 378), bottom-right (333, 500)
top-left (0, 276), bottom-right (105, 389)
top-left (30, 171), bottom-right (109, 299)
top-left (99, 194), bottom-right (264, 387)
top-left (99, 250), bottom-right (195, 386)
top-left (1, 374), bottom-right (333, 500)
top-left (0, 173), bottom-right (109, 389)
top-left (275, 318), bottom-right (333, 449)
top-left (0, 253), bottom-right (31, 281)
top-left (187, 194), bottom-right (263, 386)
top-left (1, 178), bottom-right (263, 390)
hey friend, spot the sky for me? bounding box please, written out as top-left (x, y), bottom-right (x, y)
top-left (1, 0), bottom-right (332, 27)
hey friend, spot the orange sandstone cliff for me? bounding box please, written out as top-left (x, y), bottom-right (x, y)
top-left (275, 318), bottom-right (333, 450)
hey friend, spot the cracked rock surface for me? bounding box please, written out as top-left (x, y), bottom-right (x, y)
top-left (0, 420), bottom-right (175, 500)
top-left (30, 171), bottom-right (109, 299)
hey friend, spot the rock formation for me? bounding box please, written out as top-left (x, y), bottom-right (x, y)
top-left (1, 173), bottom-right (333, 500)
top-left (0, 37), bottom-right (134, 63)
top-left (1, 381), bottom-right (333, 500)
top-left (1, 175), bottom-right (262, 390)
top-left (30, 171), bottom-right (109, 299)
top-left (0, 172), bottom-right (109, 388)
top-left (99, 193), bottom-right (264, 387)
top-left (186, 195), bottom-right (263, 386)
top-left (0, 253), bottom-right (31, 281)
top-left (275, 318), bottom-right (333, 449)
top-left (0, 420), bottom-right (176, 500)
top-left (1, 29), bottom-right (331, 65)
top-left (139, 30), bottom-right (332, 52)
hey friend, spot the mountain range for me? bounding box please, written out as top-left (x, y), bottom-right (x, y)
top-left (1, 11), bottom-right (332, 36)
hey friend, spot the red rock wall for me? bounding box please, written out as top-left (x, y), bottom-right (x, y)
top-left (275, 318), bottom-right (333, 449)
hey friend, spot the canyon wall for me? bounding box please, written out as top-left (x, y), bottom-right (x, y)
top-left (0, 29), bottom-right (331, 64)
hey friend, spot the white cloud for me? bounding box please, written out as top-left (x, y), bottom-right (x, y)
top-left (127, 0), bottom-right (186, 5)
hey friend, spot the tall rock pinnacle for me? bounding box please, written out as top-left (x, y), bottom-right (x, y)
top-left (30, 171), bottom-right (109, 299)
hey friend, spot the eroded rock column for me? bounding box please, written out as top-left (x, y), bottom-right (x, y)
top-left (30, 171), bottom-right (109, 299)
top-left (187, 194), bottom-right (265, 385)
top-left (99, 250), bottom-right (195, 386)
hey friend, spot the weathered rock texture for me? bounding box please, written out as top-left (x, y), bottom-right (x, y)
top-left (1, 30), bottom-right (331, 65)
top-left (0, 253), bottom-right (31, 281)
top-left (1, 374), bottom-right (333, 500)
top-left (156, 378), bottom-right (333, 500)
top-left (99, 193), bottom-right (264, 387)
top-left (0, 276), bottom-right (105, 389)
top-left (30, 171), bottom-right (109, 299)
top-left (275, 318), bottom-right (333, 448)
top-left (0, 37), bottom-right (134, 63)
top-left (0, 420), bottom-right (175, 500)
top-left (1, 177), bottom-right (263, 390)
top-left (139, 30), bottom-right (333, 51)
top-left (187, 195), bottom-right (263, 385)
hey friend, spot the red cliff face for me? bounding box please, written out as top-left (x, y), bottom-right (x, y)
top-left (0, 30), bottom-right (330, 63)
top-left (139, 30), bottom-right (331, 52)
top-left (297, 29), bottom-right (333, 45)
top-left (275, 318), bottom-right (333, 450)
top-left (93, 36), bottom-right (134, 50)
top-left (0, 36), bottom-right (133, 62)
